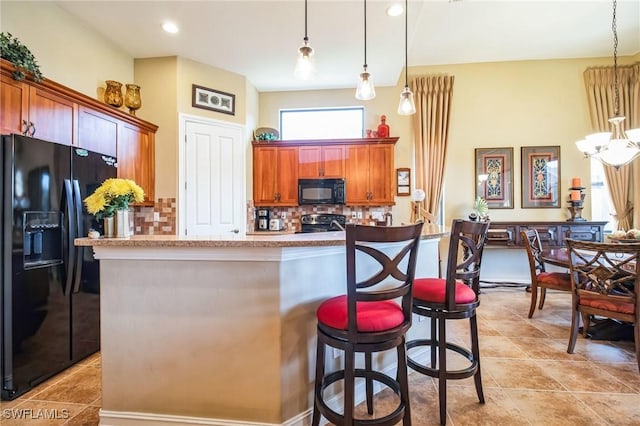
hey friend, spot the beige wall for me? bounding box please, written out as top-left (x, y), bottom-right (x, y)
top-left (1, 1), bottom-right (133, 101)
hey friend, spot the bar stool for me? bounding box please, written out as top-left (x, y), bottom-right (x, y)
top-left (312, 222), bottom-right (424, 426)
top-left (407, 219), bottom-right (489, 425)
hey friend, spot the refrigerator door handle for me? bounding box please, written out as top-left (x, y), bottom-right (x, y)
top-left (72, 179), bottom-right (83, 293)
top-left (63, 179), bottom-right (75, 296)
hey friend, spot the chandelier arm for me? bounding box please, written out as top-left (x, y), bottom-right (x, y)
top-left (404, 0), bottom-right (408, 88)
top-left (364, 0), bottom-right (367, 68)
top-left (304, 0), bottom-right (308, 40)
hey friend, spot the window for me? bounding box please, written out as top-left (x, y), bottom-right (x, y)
top-left (279, 107), bottom-right (364, 140)
top-left (590, 158), bottom-right (614, 232)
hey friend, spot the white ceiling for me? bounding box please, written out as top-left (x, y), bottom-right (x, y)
top-left (55, 0), bottom-right (640, 92)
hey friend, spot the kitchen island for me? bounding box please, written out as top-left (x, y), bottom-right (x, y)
top-left (76, 225), bottom-right (447, 426)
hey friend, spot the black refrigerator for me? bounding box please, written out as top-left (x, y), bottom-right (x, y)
top-left (1, 134), bottom-right (116, 400)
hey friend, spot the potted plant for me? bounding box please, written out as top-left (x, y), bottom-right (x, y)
top-left (84, 178), bottom-right (145, 238)
top-left (0, 32), bottom-right (44, 82)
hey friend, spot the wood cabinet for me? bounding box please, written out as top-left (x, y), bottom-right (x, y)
top-left (345, 144), bottom-right (394, 205)
top-left (486, 221), bottom-right (608, 248)
top-left (1, 59), bottom-right (158, 205)
top-left (77, 106), bottom-right (118, 157)
top-left (298, 145), bottom-right (345, 178)
top-left (118, 123), bottom-right (156, 203)
top-left (1, 73), bottom-right (76, 145)
top-left (253, 146), bottom-right (299, 206)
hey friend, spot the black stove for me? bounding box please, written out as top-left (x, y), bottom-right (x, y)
top-left (298, 214), bottom-right (347, 233)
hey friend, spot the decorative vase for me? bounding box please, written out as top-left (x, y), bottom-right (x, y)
top-left (104, 80), bottom-right (123, 107)
top-left (103, 209), bottom-right (133, 238)
top-left (103, 216), bottom-right (115, 238)
top-left (124, 84), bottom-right (142, 115)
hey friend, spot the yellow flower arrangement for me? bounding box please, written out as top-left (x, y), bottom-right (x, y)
top-left (84, 178), bottom-right (145, 220)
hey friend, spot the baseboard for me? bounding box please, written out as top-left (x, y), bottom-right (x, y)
top-left (99, 348), bottom-right (430, 426)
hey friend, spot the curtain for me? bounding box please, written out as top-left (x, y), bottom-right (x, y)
top-left (411, 75), bottom-right (455, 223)
top-left (583, 63), bottom-right (640, 230)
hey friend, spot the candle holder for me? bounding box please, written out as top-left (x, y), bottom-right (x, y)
top-left (567, 186), bottom-right (586, 222)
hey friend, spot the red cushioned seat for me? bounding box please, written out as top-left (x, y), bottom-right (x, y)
top-left (413, 277), bottom-right (477, 305)
top-left (537, 272), bottom-right (572, 288)
top-left (579, 296), bottom-right (635, 315)
top-left (317, 295), bottom-right (404, 332)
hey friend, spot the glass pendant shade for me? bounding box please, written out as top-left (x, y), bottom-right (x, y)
top-left (397, 86), bottom-right (416, 115)
top-left (355, 67), bottom-right (376, 100)
top-left (294, 40), bottom-right (315, 80)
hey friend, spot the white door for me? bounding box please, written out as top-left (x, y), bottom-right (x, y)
top-left (182, 116), bottom-right (245, 236)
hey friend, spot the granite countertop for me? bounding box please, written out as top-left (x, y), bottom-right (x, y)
top-left (75, 223), bottom-right (448, 248)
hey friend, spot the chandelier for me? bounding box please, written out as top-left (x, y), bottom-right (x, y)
top-left (397, 0), bottom-right (416, 115)
top-left (355, 0), bottom-right (376, 100)
top-left (574, 0), bottom-right (640, 168)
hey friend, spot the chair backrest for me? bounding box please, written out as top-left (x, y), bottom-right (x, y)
top-left (566, 239), bottom-right (640, 311)
top-left (345, 222), bottom-right (424, 338)
top-left (521, 229), bottom-right (546, 277)
top-left (443, 219), bottom-right (490, 310)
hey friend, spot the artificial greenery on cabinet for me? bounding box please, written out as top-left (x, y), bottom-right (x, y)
top-left (0, 32), bottom-right (44, 82)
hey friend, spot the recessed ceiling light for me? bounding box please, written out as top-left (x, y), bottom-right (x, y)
top-left (162, 21), bottom-right (179, 34)
top-left (386, 3), bottom-right (404, 17)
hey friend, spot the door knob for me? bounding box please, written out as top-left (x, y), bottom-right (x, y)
top-left (230, 229), bottom-right (239, 234)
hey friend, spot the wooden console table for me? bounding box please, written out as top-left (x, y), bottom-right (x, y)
top-left (486, 221), bottom-right (608, 248)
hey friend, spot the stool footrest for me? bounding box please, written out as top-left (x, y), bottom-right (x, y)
top-left (406, 339), bottom-right (478, 380)
top-left (315, 368), bottom-right (406, 426)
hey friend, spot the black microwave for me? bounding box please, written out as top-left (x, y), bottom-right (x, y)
top-left (298, 178), bottom-right (346, 205)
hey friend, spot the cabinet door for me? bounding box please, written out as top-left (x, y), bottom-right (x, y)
top-left (368, 144), bottom-right (394, 204)
top-left (345, 145), bottom-right (371, 204)
top-left (298, 146), bottom-right (322, 178)
top-left (253, 146), bottom-right (278, 205)
top-left (276, 147), bottom-right (299, 205)
top-left (118, 123), bottom-right (155, 203)
top-left (78, 106), bottom-right (118, 157)
top-left (28, 86), bottom-right (76, 145)
top-left (321, 145), bottom-right (345, 178)
top-left (0, 74), bottom-right (29, 135)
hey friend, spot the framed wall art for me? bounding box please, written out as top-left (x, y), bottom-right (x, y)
top-left (521, 145), bottom-right (561, 208)
top-left (474, 148), bottom-right (514, 209)
top-left (396, 168), bottom-right (411, 196)
top-left (192, 84), bottom-right (235, 115)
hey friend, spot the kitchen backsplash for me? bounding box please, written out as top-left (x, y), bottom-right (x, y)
top-left (133, 198), bottom-right (177, 235)
top-left (247, 202), bottom-right (392, 232)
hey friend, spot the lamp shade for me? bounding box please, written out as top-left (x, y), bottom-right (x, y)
top-left (355, 68), bottom-right (376, 100)
top-left (294, 41), bottom-right (315, 80)
top-left (397, 86), bottom-right (416, 115)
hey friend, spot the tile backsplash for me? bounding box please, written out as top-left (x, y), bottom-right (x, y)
top-left (247, 202), bottom-right (392, 232)
top-left (133, 198), bottom-right (176, 235)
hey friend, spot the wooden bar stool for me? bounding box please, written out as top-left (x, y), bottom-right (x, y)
top-left (407, 219), bottom-right (489, 425)
top-left (312, 222), bottom-right (424, 426)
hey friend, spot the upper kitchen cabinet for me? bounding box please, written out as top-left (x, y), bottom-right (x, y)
top-left (77, 106), bottom-right (118, 157)
top-left (1, 73), bottom-right (76, 145)
top-left (1, 59), bottom-right (158, 205)
top-left (345, 143), bottom-right (395, 205)
top-left (253, 145), bottom-right (299, 206)
top-left (298, 145), bottom-right (345, 178)
top-left (117, 123), bottom-right (156, 204)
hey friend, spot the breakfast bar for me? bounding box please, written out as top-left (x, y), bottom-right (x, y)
top-left (76, 225), bottom-right (446, 426)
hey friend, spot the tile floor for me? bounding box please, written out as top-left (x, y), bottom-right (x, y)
top-left (1, 287), bottom-right (638, 425)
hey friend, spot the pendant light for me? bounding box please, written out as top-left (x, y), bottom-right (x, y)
top-left (294, 0), bottom-right (315, 80)
top-left (574, 0), bottom-right (640, 168)
top-left (355, 0), bottom-right (376, 100)
top-left (397, 0), bottom-right (416, 115)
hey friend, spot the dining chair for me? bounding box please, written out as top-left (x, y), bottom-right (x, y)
top-left (521, 229), bottom-right (572, 318)
top-left (565, 239), bottom-right (640, 371)
top-left (407, 219), bottom-right (489, 425)
top-left (312, 222), bottom-right (424, 426)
